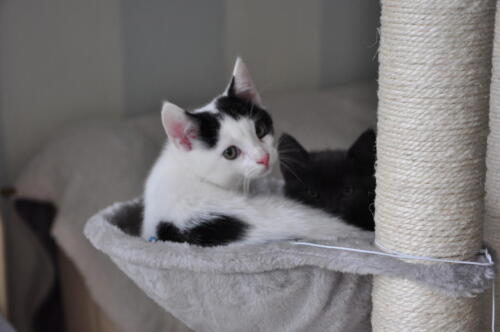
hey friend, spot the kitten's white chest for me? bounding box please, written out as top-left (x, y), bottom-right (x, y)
top-left (143, 153), bottom-right (187, 237)
top-left (142, 150), bottom-right (224, 239)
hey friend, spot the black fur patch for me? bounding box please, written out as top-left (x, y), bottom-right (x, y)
top-left (187, 112), bottom-right (221, 148)
top-left (156, 214), bottom-right (249, 247)
top-left (183, 93), bottom-right (274, 149)
top-left (187, 215), bottom-right (249, 246)
top-left (156, 221), bottom-right (186, 243)
top-left (215, 95), bottom-right (274, 136)
top-left (279, 130), bottom-right (376, 231)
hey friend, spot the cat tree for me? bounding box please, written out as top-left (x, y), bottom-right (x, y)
top-left (373, 0), bottom-right (498, 331)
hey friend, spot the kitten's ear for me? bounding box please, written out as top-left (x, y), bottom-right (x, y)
top-left (225, 57), bottom-right (262, 106)
top-left (161, 101), bottom-right (198, 151)
top-left (348, 129), bottom-right (376, 165)
top-left (278, 133), bottom-right (309, 181)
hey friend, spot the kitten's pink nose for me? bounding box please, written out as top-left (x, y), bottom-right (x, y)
top-left (257, 153), bottom-right (270, 168)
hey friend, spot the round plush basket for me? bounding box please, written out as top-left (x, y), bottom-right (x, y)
top-left (84, 198), bottom-right (373, 332)
top-left (84, 198), bottom-right (494, 332)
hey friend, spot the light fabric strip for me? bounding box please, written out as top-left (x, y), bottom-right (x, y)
top-left (292, 241), bottom-right (494, 266)
top-left (292, 241), bottom-right (496, 332)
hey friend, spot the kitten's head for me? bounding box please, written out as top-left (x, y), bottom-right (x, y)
top-left (278, 130), bottom-right (376, 231)
top-left (162, 58), bottom-right (277, 189)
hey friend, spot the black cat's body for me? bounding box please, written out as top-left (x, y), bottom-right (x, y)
top-left (279, 130), bottom-right (376, 231)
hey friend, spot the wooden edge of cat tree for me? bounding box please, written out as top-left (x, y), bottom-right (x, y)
top-left (485, 1), bottom-right (500, 330)
top-left (373, 0), bottom-right (496, 331)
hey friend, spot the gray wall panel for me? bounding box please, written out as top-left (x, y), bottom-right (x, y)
top-left (321, 0), bottom-right (380, 87)
top-left (122, 0), bottom-right (226, 114)
top-left (0, 0), bottom-right (123, 182)
top-left (0, 108), bottom-right (6, 188)
top-left (225, 0), bottom-right (322, 94)
top-left (0, 1), bottom-right (6, 187)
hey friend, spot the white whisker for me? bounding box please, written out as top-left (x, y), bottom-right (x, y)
top-left (280, 160), bottom-right (306, 186)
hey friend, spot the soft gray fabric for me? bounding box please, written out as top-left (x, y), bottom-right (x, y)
top-left (85, 198), bottom-right (494, 332)
top-left (11, 82), bottom-right (377, 331)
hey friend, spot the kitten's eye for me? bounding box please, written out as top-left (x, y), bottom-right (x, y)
top-left (255, 122), bottom-right (268, 139)
top-left (343, 187), bottom-right (354, 196)
top-left (223, 146), bottom-right (240, 160)
top-left (307, 190), bottom-right (319, 199)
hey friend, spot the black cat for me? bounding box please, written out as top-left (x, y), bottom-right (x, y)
top-left (278, 129), bottom-right (376, 231)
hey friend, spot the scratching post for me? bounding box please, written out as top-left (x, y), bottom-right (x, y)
top-left (373, 0), bottom-right (495, 331)
top-left (484, 1), bottom-right (500, 329)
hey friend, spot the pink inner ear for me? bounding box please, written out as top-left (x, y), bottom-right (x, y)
top-left (234, 85), bottom-right (261, 105)
top-left (238, 89), bottom-right (256, 102)
top-left (170, 122), bottom-right (196, 150)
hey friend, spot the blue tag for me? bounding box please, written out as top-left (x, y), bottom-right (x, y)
top-left (148, 236), bottom-right (158, 243)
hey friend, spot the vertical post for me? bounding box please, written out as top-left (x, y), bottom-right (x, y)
top-left (484, 1), bottom-right (500, 329)
top-left (372, 1), bottom-right (495, 331)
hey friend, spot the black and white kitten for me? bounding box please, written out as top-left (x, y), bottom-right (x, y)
top-left (279, 130), bottom-right (376, 231)
top-left (142, 58), bottom-right (372, 246)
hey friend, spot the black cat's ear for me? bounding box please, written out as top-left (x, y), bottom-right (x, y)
top-left (348, 129), bottom-right (376, 165)
top-left (225, 58), bottom-right (262, 106)
top-left (278, 133), bottom-right (309, 181)
top-left (279, 134), bottom-right (308, 161)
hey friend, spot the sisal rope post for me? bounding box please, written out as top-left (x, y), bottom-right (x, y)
top-left (373, 0), bottom-right (495, 331)
top-left (484, 0), bottom-right (500, 329)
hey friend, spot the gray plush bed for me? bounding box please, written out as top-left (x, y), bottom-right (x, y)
top-left (84, 193), bottom-right (494, 332)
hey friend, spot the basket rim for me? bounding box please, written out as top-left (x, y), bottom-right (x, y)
top-left (84, 198), bottom-right (368, 274)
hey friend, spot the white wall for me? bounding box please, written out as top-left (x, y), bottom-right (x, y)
top-left (0, 0), bottom-right (379, 186)
top-left (225, 0), bottom-right (322, 94)
top-left (0, 0), bottom-right (123, 183)
top-left (321, 0), bottom-right (380, 85)
top-left (120, 0), bottom-right (226, 114)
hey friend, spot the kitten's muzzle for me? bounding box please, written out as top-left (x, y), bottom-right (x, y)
top-left (257, 153), bottom-right (270, 168)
